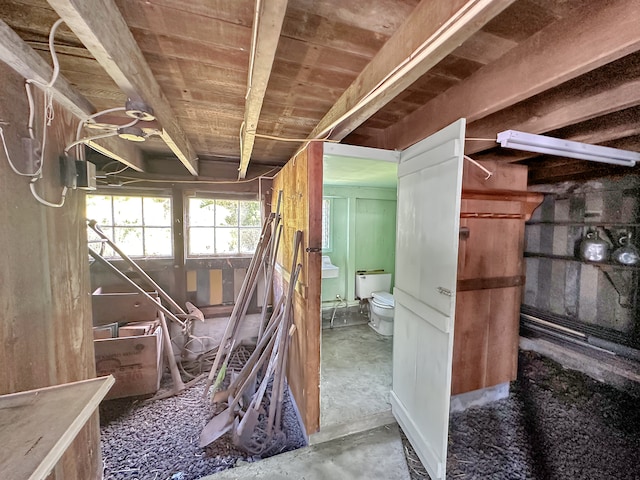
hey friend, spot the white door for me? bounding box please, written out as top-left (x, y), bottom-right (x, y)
top-left (391, 119), bottom-right (465, 480)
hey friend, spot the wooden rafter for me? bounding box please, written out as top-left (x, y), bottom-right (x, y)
top-left (378, 0), bottom-right (640, 151)
top-left (306, 0), bottom-right (516, 143)
top-left (46, 0), bottom-right (199, 175)
top-left (238, 0), bottom-right (289, 179)
top-left (466, 61), bottom-right (640, 155)
top-left (0, 19), bottom-right (145, 172)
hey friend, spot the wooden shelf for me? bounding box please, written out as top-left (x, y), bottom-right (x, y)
top-left (524, 252), bottom-right (640, 270)
top-left (0, 376), bottom-right (114, 480)
top-left (526, 221), bottom-right (640, 227)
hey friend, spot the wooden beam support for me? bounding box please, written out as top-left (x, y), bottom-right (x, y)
top-left (238, 0), bottom-right (289, 179)
top-left (306, 0), bottom-right (515, 143)
top-left (0, 19), bottom-right (145, 171)
top-left (465, 58), bottom-right (640, 155)
top-left (379, 0), bottom-right (640, 150)
top-left (0, 19), bottom-right (93, 119)
top-left (87, 136), bottom-right (145, 172)
top-left (47, 0), bottom-right (199, 175)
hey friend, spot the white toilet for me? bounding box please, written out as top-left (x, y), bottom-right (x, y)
top-left (355, 272), bottom-right (395, 336)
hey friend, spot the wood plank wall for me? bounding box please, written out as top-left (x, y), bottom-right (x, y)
top-left (0, 65), bottom-right (100, 478)
top-left (452, 162), bottom-right (542, 395)
top-left (271, 142), bottom-right (323, 435)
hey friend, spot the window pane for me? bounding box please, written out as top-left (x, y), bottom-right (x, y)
top-left (240, 228), bottom-right (260, 253)
top-left (240, 201), bottom-right (261, 226)
top-left (216, 200), bottom-right (238, 227)
top-left (189, 227), bottom-right (215, 255)
top-left (188, 198), bottom-right (215, 226)
top-left (144, 197), bottom-right (171, 226)
top-left (114, 227), bottom-right (143, 256)
top-left (144, 228), bottom-right (172, 256)
top-left (113, 196), bottom-right (143, 226)
top-left (322, 198), bottom-right (330, 249)
top-left (215, 227), bottom-right (236, 254)
top-left (86, 195), bottom-right (112, 226)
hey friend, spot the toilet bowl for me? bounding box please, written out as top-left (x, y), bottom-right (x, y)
top-left (355, 272), bottom-right (395, 337)
top-left (369, 291), bottom-right (394, 336)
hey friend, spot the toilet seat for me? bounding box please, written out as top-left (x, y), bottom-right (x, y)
top-left (371, 291), bottom-right (394, 307)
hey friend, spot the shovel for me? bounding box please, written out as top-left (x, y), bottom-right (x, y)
top-left (199, 406), bottom-right (234, 447)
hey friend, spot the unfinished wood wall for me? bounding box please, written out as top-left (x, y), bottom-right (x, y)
top-left (452, 162), bottom-right (542, 395)
top-left (0, 65), bottom-right (100, 478)
top-left (271, 142), bottom-right (322, 435)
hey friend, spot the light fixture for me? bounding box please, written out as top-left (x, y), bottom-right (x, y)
top-left (497, 130), bottom-right (639, 167)
top-left (124, 99), bottom-right (155, 122)
top-left (117, 126), bottom-right (146, 142)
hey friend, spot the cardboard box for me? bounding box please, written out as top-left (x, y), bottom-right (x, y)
top-left (92, 286), bottom-right (160, 326)
top-left (94, 324), bottom-right (163, 399)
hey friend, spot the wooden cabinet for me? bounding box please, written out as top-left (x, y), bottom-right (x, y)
top-left (451, 162), bottom-right (543, 395)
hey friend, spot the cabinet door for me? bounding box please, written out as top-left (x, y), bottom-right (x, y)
top-left (392, 119), bottom-right (465, 480)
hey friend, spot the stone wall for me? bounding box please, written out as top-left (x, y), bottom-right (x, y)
top-left (524, 176), bottom-right (640, 348)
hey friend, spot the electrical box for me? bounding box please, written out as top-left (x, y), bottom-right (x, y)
top-left (76, 160), bottom-right (97, 190)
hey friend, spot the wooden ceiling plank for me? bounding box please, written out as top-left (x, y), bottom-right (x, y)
top-left (379, 0), bottom-right (640, 151)
top-left (238, 0), bottom-right (289, 179)
top-left (307, 0), bottom-right (516, 143)
top-left (47, 0), bottom-right (198, 175)
top-left (0, 19), bottom-right (145, 172)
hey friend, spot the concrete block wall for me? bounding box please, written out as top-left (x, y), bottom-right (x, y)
top-left (524, 176), bottom-right (640, 348)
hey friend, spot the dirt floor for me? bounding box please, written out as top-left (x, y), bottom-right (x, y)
top-left (403, 349), bottom-right (640, 480)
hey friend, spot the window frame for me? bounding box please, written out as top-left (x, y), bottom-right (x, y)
top-left (322, 197), bottom-right (332, 252)
top-left (185, 195), bottom-right (262, 258)
top-left (86, 192), bottom-right (174, 259)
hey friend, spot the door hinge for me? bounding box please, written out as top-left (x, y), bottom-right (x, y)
top-left (437, 287), bottom-right (452, 297)
top-left (306, 247), bottom-right (322, 253)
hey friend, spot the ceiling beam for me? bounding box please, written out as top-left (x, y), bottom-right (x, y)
top-left (306, 0), bottom-right (515, 143)
top-left (0, 19), bottom-right (145, 172)
top-left (465, 58), bottom-right (640, 155)
top-left (47, 0), bottom-right (198, 175)
top-left (238, 0), bottom-right (289, 179)
top-left (0, 19), bottom-right (92, 119)
top-left (378, 0), bottom-right (640, 151)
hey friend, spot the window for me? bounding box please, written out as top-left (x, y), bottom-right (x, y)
top-left (322, 198), bottom-right (331, 250)
top-left (86, 194), bottom-right (172, 257)
top-left (187, 197), bottom-right (261, 256)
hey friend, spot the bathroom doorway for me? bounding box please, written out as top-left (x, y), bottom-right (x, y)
top-left (315, 143), bottom-right (399, 440)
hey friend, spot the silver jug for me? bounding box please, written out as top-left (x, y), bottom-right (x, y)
top-left (579, 230), bottom-right (609, 263)
top-left (612, 232), bottom-right (640, 266)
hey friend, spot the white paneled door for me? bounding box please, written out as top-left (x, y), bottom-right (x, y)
top-left (391, 119), bottom-right (466, 480)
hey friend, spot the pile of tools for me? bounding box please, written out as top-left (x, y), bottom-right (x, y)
top-left (199, 194), bottom-right (303, 455)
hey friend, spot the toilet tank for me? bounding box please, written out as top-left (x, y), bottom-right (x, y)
top-left (355, 272), bottom-right (392, 299)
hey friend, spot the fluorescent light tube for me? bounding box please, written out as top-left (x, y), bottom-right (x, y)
top-left (497, 130), bottom-right (639, 167)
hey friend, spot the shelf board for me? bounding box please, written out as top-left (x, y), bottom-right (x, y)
top-left (0, 376), bottom-right (114, 480)
top-left (524, 252), bottom-right (640, 270)
top-left (526, 221), bottom-right (640, 227)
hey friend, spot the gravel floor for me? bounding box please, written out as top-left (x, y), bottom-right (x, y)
top-left (100, 377), bottom-right (306, 480)
top-left (403, 350), bottom-right (640, 480)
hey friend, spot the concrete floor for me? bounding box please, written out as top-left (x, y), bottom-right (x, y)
top-left (320, 323), bottom-right (393, 429)
top-left (198, 423), bottom-right (410, 480)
